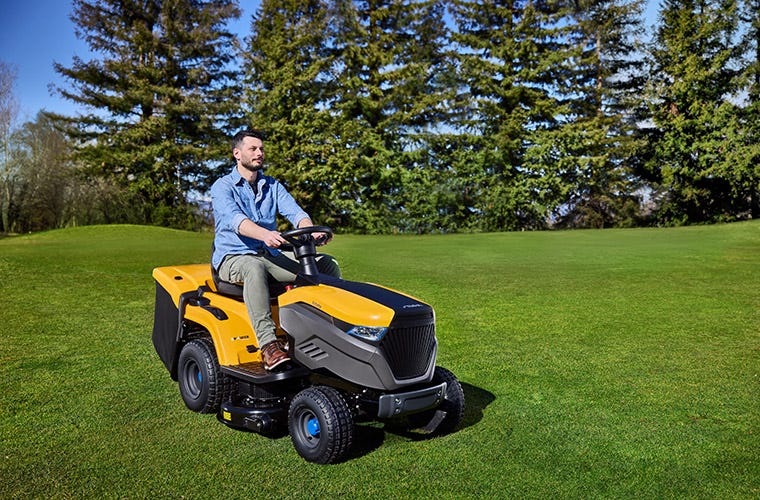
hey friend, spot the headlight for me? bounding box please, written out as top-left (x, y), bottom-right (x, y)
top-left (345, 325), bottom-right (388, 342)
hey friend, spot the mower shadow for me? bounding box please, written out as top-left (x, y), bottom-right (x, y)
top-left (348, 382), bottom-right (496, 459)
top-left (459, 382), bottom-right (496, 429)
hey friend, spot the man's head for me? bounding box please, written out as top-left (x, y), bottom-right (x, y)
top-left (232, 129), bottom-right (266, 174)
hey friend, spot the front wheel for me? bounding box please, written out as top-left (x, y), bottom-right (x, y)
top-left (406, 366), bottom-right (465, 435)
top-left (288, 386), bottom-right (354, 464)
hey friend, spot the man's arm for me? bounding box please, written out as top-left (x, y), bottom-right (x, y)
top-left (238, 218), bottom-right (288, 248)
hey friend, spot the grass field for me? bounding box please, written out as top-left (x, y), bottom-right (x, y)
top-left (1, 222), bottom-right (758, 498)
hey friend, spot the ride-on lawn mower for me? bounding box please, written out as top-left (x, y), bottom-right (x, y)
top-left (151, 226), bottom-right (465, 464)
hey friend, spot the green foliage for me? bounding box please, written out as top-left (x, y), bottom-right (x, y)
top-left (1, 223), bottom-right (758, 497)
top-left (447, 0), bottom-right (565, 230)
top-left (51, 0), bottom-right (242, 227)
top-left (240, 0), bottom-right (335, 224)
top-left (445, 0), bottom-right (647, 230)
top-left (735, 0), bottom-right (760, 218)
top-left (641, 0), bottom-right (756, 225)
top-left (550, 0), bottom-right (647, 228)
top-left (243, 0), bottom-right (452, 233)
top-left (6, 0), bottom-right (759, 233)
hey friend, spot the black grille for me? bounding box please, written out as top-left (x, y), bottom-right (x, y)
top-left (379, 320), bottom-right (436, 380)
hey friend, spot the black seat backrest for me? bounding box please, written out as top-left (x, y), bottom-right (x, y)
top-left (211, 263), bottom-right (246, 299)
top-left (211, 240), bottom-right (245, 299)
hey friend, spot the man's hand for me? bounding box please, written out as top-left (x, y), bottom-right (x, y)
top-left (261, 229), bottom-right (287, 248)
top-left (238, 219), bottom-right (287, 248)
top-left (313, 232), bottom-right (332, 246)
top-left (297, 218), bottom-right (332, 245)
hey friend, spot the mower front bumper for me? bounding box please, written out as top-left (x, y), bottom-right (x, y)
top-left (377, 382), bottom-right (447, 418)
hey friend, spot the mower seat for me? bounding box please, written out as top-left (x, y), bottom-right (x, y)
top-left (211, 264), bottom-right (246, 299)
top-left (210, 264), bottom-right (289, 301)
top-left (211, 241), bottom-right (246, 299)
top-left (211, 243), bottom-right (288, 300)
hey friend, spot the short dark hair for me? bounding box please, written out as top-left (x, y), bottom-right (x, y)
top-left (232, 129), bottom-right (265, 152)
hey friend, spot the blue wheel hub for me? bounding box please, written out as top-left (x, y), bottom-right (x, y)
top-left (307, 418), bottom-right (320, 437)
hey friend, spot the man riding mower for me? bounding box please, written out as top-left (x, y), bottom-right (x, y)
top-left (151, 226), bottom-right (465, 464)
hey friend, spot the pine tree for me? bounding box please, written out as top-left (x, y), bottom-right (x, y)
top-left (449, 0), bottom-right (572, 231)
top-left (52, 0), bottom-right (241, 228)
top-left (240, 0), bottom-right (334, 226)
top-left (243, 0), bottom-right (451, 233)
top-left (327, 0), bottom-right (450, 232)
top-left (736, 0), bottom-right (760, 218)
top-left (642, 0), bottom-right (744, 224)
top-left (549, 0), bottom-right (647, 228)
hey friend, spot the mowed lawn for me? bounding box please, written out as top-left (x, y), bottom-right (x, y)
top-left (1, 222), bottom-right (758, 498)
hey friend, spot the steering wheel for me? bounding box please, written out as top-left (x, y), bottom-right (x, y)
top-left (280, 225), bottom-right (333, 247)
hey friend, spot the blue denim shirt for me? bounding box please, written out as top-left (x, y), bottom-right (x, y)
top-left (210, 166), bottom-right (309, 269)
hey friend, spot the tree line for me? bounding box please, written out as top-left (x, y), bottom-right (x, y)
top-left (1, 0), bottom-right (758, 234)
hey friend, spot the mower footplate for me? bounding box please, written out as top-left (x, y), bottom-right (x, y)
top-left (221, 362), bottom-right (310, 384)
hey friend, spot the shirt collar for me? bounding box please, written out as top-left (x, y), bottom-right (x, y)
top-left (230, 165), bottom-right (262, 187)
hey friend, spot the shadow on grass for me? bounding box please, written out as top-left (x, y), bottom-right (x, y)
top-left (460, 382), bottom-right (496, 429)
top-left (348, 382), bottom-right (496, 459)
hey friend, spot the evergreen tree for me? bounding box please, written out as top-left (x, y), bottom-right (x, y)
top-left (550, 0), bottom-right (646, 228)
top-left (735, 0), bottom-right (760, 218)
top-left (243, 0), bottom-right (451, 233)
top-left (448, 0), bottom-right (571, 231)
top-left (325, 0), bottom-right (451, 233)
top-left (52, 0), bottom-right (241, 228)
top-left (240, 0), bottom-right (334, 227)
top-left (642, 0), bottom-right (744, 224)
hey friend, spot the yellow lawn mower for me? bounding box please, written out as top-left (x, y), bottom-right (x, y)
top-left (151, 226), bottom-right (464, 464)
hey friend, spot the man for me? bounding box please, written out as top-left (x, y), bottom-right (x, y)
top-left (211, 129), bottom-right (341, 370)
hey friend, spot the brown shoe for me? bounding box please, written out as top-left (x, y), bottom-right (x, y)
top-left (276, 337), bottom-right (289, 352)
top-left (261, 341), bottom-right (290, 371)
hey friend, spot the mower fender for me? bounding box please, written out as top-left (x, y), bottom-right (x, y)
top-left (152, 265), bottom-right (262, 378)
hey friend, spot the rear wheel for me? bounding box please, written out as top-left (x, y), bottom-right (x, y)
top-left (407, 366), bottom-right (465, 435)
top-left (288, 386), bottom-right (354, 464)
top-left (177, 338), bottom-right (229, 413)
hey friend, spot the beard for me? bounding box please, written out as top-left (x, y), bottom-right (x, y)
top-left (240, 158), bottom-right (263, 172)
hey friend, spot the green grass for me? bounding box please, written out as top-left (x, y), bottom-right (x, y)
top-left (1, 222), bottom-right (758, 499)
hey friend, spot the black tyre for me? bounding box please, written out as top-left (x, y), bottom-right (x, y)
top-left (288, 386), bottom-right (354, 464)
top-left (407, 366), bottom-right (465, 435)
top-left (177, 337), bottom-right (229, 413)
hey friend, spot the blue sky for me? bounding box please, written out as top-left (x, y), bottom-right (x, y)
top-left (0, 0), bottom-right (658, 123)
top-left (0, 0), bottom-right (257, 121)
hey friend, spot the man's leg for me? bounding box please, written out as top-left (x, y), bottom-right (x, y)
top-left (218, 254), bottom-right (280, 348)
top-left (218, 251), bottom-right (341, 369)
